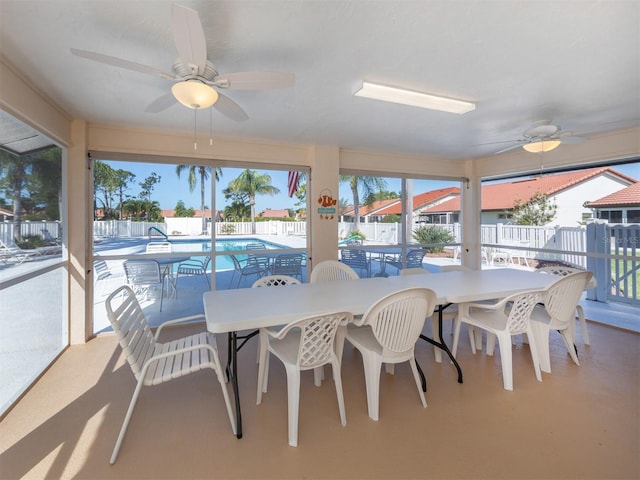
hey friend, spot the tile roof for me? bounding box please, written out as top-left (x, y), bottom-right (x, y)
top-left (258, 209), bottom-right (291, 218)
top-left (424, 167), bottom-right (636, 213)
top-left (342, 187), bottom-right (460, 217)
top-left (584, 182), bottom-right (640, 207)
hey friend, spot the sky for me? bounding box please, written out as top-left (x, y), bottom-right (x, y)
top-left (101, 160), bottom-right (640, 214)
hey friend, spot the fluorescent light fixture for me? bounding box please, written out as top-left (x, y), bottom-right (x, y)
top-left (522, 139), bottom-right (561, 153)
top-left (354, 81), bottom-right (475, 114)
top-left (171, 80), bottom-right (219, 109)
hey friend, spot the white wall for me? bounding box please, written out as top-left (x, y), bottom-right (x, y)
top-left (550, 173), bottom-right (632, 227)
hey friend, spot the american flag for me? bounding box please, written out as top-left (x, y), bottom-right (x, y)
top-left (287, 171), bottom-right (300, 197)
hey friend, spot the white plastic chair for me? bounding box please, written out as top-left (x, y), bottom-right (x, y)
top-left (176, 257), bottom-right (211, 292)
top-left (105, 286), bottom-right (236, 464)
top-left (399, 267), bottom-right (458, 363)
top-left (536, 266), bottom-right (595, 345)
top-left (310, 260), bottom-right (359, 283)
top-left (343, 287), bottom-right (437, 421)
top-left (93, 259), bottom-right (124, 298)
top-left (252, 275), bottom-right (302, 363)
top-left (123, 259), bottom-right (166, 311)
top-left (452, 289), bottom-right (543, 391)
top-left (529, 271), bottom-right (593, 373)
top-left (256, 311), bottom-right (352, 446)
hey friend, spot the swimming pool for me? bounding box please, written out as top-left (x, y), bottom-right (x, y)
top-left (169, 237), bottom-right (291, 271)
top-left (170, 237), bottom-right (288, 253)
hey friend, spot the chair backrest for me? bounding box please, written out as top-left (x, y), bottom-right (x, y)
top-left (271, 253), bottom-right (303, 277)
top-left (504, 290), bottom-right (543, 334)
top-left (94, 259), bottom-right (112, 280)
top-left (341, 249), bottom-right (368, 269)
top-left (252, 275), bottom-right (301, 287)
top-left (538, 265), bottom-right (596, 289)
top-left (399, 267), bottom-right (429, 276)
top-left (360, 288), bottom-right (437, 356)
top-left (405, 249), bottom-right (427, 268)
top-left (542, 271), bottom-right (592, 325)
top-left (245, 243), bottom-right (266, 250)
top-left (310, 260), bottom-right (359, 283)
top-left (105, 286), bottom-right (156, 380)
top-left (145, 241), bottom-right (172, 253)
top-left (124, 259), bottom-right (162, 285)
top-left (283, 311), bottom-right (353, 370)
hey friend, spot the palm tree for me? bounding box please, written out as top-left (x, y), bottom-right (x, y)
top-left (226, 169), bottom-right (279, 233)
top-left (176, 165), bottom-right (223, 233)
top-left (339, 175), bottom-right (387, 230)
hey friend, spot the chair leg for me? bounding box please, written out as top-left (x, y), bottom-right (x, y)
top-left (496, 332), bottom-right (514, 391)
top-left (360, 351), bottom-right (382, 421)
top-left (257, 331), bottom-right (269, 404)
top-left (530, 321), bottom-right (552, 373)
top-left (431, 316), bottom-right (443, 363)
top-left (331, 359), bottom-right (347, 426)
top-left (576, 305), bottom-right (590, 345)
top-left (211, 354), bottom-right (238, 436)
top-left (409, 356), bottom-right (427, 408)
top-left (110, 377), bottom-right (145, 464)
top-left (524, 329), bottom-right (542, 383)
top-left (285, 367), bottom-right (301, 447)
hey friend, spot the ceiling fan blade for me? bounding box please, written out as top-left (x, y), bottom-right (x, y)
top-left (145, 92), bottom-right (177, 113)
top-left (172, 4), bottom-right (207, 74)
top-left (214, 93), bottom-right (249, 122)
top-left (213, 71), bottom-right (295, 90)
top-left (70, 48), bottom-right (175, 80)
top-left (495, 144), bottom-right (524, 154)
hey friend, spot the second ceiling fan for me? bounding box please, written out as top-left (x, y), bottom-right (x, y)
top-left (71, 4), bottom-right (295, 122)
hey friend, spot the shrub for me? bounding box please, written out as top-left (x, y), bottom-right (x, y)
top-left (412, 225), bottom-right (454, 253)
top-left (220, 223), bottom-right (236, 234)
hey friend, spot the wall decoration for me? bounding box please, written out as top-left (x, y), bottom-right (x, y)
top-left (317, 189), bottom-right (337, 220)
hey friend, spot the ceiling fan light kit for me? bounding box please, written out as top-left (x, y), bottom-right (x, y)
top-left (522, 139), bottom-right (561, 153)
top-left (354, 81), bottom-right (476, 114)
top-left (171, 80), bottom-right (219, 109)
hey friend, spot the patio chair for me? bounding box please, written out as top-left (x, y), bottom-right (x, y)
top-left (229, 254), bottom-right (270, 288)
top-left (123, 259), bottom-right (166, 311)
top-left (145, 241), bottom-right (172, 253)
top-left (93, 259), bottom-right (124, 298)
top-left (343, 287), bottom-right (437, 421)
top-left (452, 289), bottom-right (543, 391)
top-left (271, 253), bottom-right (304, 280)
top-left (310, 260), bottom-right (359, 283)
top-left (256, 310), bottom-right (352, 446)
top-left (536, 266), bottom-right (595, 345)
top-left (384, 249), bottom-right (426, 275)
top-left (529, 271), bottom-right (593, 373)
top-left (0, 239), bottom-right (44, 264)
top-left (340, 248), bottom-right (370, 278)
top-left (105, 286), bottom-right (236, 464)
top-left (245, 242), bottom-right (267, 250)
top-left (41, 228), bottom-right (60, 245)
top-left (176, 257), bottom-right (211, 293)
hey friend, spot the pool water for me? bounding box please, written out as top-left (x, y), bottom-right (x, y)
top-left (169, 238), bottom-right (289, 271)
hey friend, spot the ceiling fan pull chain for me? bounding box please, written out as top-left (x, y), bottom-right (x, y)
top-left (209, 107), bottom-right (214, 146)
top-left (193, 108), bottom-right (198, 151)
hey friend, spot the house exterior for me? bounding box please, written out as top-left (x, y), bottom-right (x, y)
top-left (162, 209), bottom-right (224, 235)
top-left (584, 182), bottom-right (640, 224)
top-left (422, 167), bottom-right (637, 227)
top-left (341, 187), bottom-right (460, 223)
top-left (257, 208), bottom-right (291, 219)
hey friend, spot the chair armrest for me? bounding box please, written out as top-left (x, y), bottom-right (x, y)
top-left (154, 314), bottom-right (206, 340)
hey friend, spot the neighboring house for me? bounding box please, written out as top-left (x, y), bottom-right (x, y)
top-left (584, 182), bottom-right (640, 224)
top-left (0, 207), bottom-right (14, 221)
top-left (341, 187), bottom-right (460, 223)
top-left (257, 208), bottom-right (291, 218)
top-left (423, 167), bottom-right (637, 226)
top-left (162, 209), bottom-right (224, 222)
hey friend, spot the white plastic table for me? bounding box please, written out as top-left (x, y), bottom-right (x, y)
top-left (203, 268), bottom-right (556, 438)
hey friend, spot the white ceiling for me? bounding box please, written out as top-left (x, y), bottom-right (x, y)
top-left (1, 0), bottom-right (639, 160)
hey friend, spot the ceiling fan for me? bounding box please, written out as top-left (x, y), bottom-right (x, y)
top-left (480, 120), bottom-right (586, 154)
top-left (70, 4), bottom-right (294, 122)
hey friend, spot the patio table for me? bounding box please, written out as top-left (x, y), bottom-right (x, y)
top-left (203, 268), bottom-right (556, 438)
